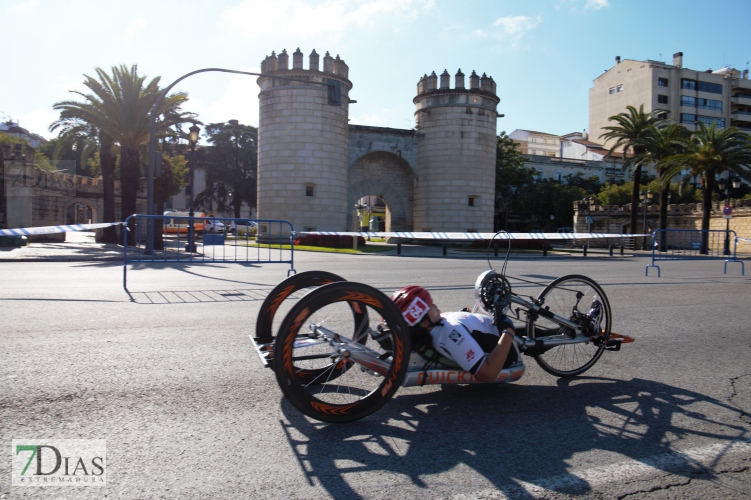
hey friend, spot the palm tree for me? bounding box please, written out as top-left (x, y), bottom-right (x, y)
top-left (627, 122), bottom-right (690, 250)
top-left (600, 105), bottom-right (666, 239)
top-left (48, 120), bottom-right (120, 243)
top-left (51, 65), bottom-right (195, 243)
top-left (658, 123), bottom-right (751, 254)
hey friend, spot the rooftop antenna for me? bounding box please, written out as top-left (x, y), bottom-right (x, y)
top-left (659, 53), bottom-right (662, 61)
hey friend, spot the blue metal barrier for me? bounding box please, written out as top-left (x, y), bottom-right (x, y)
top-left (123, 215), bottom-right (296, 289)
top-left (646, 229), bottom-right (744, 277)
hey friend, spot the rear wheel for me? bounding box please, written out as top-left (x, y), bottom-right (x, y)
top-left (529, 275), bottom-right (611, 377)
top-left (255, 270), bottom-right (348, 342)
top-left (274, 282), bottom-right (410, 423)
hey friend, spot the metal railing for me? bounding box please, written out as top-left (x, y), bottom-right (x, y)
top-left (123, 214), bottom-right (296, 289)
top-left (646, 229), bottom-right (744, 277)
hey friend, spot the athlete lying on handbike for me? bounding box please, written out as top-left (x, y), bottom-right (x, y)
top-left (390, 285), bottom-right (524, 382)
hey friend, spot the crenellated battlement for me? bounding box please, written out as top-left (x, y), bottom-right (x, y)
top-left (260, 48), bottom-right (349, 79)
top-left (415, 69), bottom-right (497, 96)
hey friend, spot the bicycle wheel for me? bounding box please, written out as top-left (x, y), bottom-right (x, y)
top-left (274, 282), bottom-right (410, 423)
top-left (255, 270), bottom-right (347, 342)
top-left (529, 274), bottom-right (611, 377)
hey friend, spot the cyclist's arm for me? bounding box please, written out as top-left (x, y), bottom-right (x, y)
top-left (474, 330), bottom-right (514, 382)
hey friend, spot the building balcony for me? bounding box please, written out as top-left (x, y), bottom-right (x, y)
top-left (731, 94), bottom-right (751, 104)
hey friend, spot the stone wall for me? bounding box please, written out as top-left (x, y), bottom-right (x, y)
top-left (574, 198), bottom-right (751, 252)
top-left (1, 161), bottom-right (146, 241)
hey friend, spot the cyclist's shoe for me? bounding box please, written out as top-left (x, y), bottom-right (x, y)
top-left (587, 300), bottom-right (603, 335)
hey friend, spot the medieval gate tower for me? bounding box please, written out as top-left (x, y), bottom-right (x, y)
top-left (257, 49), bottom-right (500, 233)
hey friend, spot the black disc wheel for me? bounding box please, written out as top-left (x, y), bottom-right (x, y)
top-left (274, 282), bottom-right (410, 423)
top-left (529, 274), bottom-right (611, 377)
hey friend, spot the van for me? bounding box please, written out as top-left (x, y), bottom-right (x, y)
top-left (162, 211), bottom-right (206, 235)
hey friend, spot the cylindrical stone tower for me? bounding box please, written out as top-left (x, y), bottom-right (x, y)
top-left (257, 48), bottom-right (352, 232)
top-left (413, 69), bottom-right (500, 232)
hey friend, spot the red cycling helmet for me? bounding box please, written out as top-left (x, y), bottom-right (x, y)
top-left (390, 285), bottom-right (433, 326)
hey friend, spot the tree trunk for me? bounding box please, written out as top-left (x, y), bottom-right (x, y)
top-left (98, 134), bottom-right (119, 244)
top-left (630, 165), bottom-right (642, 240)
top-left (658, 168), bottom-right (668, 252)
top-left (700, 175), bottom-right (713, 255)
top-left (119, 145), bottom-right (141, 246)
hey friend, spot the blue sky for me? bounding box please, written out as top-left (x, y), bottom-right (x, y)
top-left (2, 0), bottom-right (750, 143)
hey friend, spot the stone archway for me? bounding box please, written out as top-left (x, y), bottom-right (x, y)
top-left (347, 152), bottom-right (415, 232)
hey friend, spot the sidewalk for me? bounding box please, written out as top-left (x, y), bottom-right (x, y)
top-left (0, 231), bottom-right (124, 262)
top-left (0, 232), bottom-right (633, 262)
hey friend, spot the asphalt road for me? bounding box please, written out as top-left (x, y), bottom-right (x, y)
top-left (1, 253), bottom-right (750, 499)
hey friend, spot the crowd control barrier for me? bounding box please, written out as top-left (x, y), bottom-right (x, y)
top-left (645, 229), bottom-right (744, 277)
top-left (123, 214), bottom-right (296, 289)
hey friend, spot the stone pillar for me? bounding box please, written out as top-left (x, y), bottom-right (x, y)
top-left (413, 69), bottom-right (500, 232)
top-left (257, 48), bottom-right (352, 232)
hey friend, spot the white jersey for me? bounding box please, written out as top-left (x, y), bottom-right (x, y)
top-left (429, 312), bottom-right (500, 373)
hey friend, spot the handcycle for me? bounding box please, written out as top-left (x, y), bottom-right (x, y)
top-left (251, 266), bottom-right (634, 423)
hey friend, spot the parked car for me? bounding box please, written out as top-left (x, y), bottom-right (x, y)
top-left (205, 219), bottom-right (226, 233)
top-left (228, 220), bottom-right (258, 235)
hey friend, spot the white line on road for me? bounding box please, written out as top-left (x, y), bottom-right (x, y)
top-left (453, 439), bottom-right (751, 499)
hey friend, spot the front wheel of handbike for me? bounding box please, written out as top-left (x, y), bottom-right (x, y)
top-left (529, 274), bottom-right (611, 377)
top-left (274, 282), bottom-right (410, 423)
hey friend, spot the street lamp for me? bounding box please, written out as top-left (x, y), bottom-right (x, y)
top-left (186, 124), bottom-right (200, 253)
top-left (641, 189), bottom-right (653, 250)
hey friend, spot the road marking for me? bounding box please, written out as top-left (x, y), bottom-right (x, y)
top-left (453, 439), bottom-right (751, 499)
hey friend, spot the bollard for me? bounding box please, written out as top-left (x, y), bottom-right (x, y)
top-left (609, 245), bottom-right (613, 257)
top-left (543, 245), bottom-right (548, 257)
top-left (583, 244), bottom-right (588, 257)
top-left (397, 242), bottom-right (401, 255)
top-left (620, 245), bottom-right (624, 256)
top-left (494, 244), bottom-right (498, 257)
top-left (442, 244), bottom-right (447, 256)
top-left (353, 236), bottom-right (358, 250)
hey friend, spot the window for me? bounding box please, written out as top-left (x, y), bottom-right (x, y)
top-left (658, 112), bottom-right (668, 120)
top-left (609, 87), bottom-right (615, 94)
top-left (681, 95), bottom-right (722, 111)
top-left (658, 95), bottom-right (668, 104)
top-left (468, 196), bottom-right (478, 207)
top-left (681, 78), bottom-right (722, 94)
top-left (303, 226), bottom-right (317, 232)
top-left (680, 113), bottom-right (696, 124)
top-left (698, 98), bottom-right (722, 111)
top-left (658, 77), bottom-right (669, 87)
top-left (617, 84), bottom-right (624, 92)
top-left (305, 183), bottom-right (315, 197)
top-left (680, 113), bottom-right (725, 128)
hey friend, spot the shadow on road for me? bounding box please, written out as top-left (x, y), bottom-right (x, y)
top-left (277, 377), bottom-right (747, 498)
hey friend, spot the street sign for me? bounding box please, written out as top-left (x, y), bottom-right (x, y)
top-left (586, 216), bottom-right (594, 224)
top-left (723, 205), bottom-right (733, 219)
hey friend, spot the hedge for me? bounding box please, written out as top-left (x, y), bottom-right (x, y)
top-left (294, 234), bottom-right (366, 248)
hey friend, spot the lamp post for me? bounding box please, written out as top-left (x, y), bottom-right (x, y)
top-left (144, 67), bottom-right (342, 254)
top-left (186, 124), bottom-right (200, 253)
top-left (718, 174), bottom-right (741, 255)
top-left (641, 189), bottom-right (653, 250)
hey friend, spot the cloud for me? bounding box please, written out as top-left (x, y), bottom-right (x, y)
top-left (12, 0), bottom-right (37, 13)
top-left (585, 0), bottom-right (609, 9)
top-left (473, 15), bottom-right (542, 48)
top-left (220, 0), bottom-right (434, 44)
top-left (9, 108), bottom-right (59, 139)
top-left (186, 69), bottom-right (261, 128)
top-left (124, 17), bottom-right (147, 42)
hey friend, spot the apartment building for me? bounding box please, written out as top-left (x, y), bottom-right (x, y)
top-left (590, 52), bottom-right (751, 151)
top-left (509, 129), bottom-right (561, 157)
